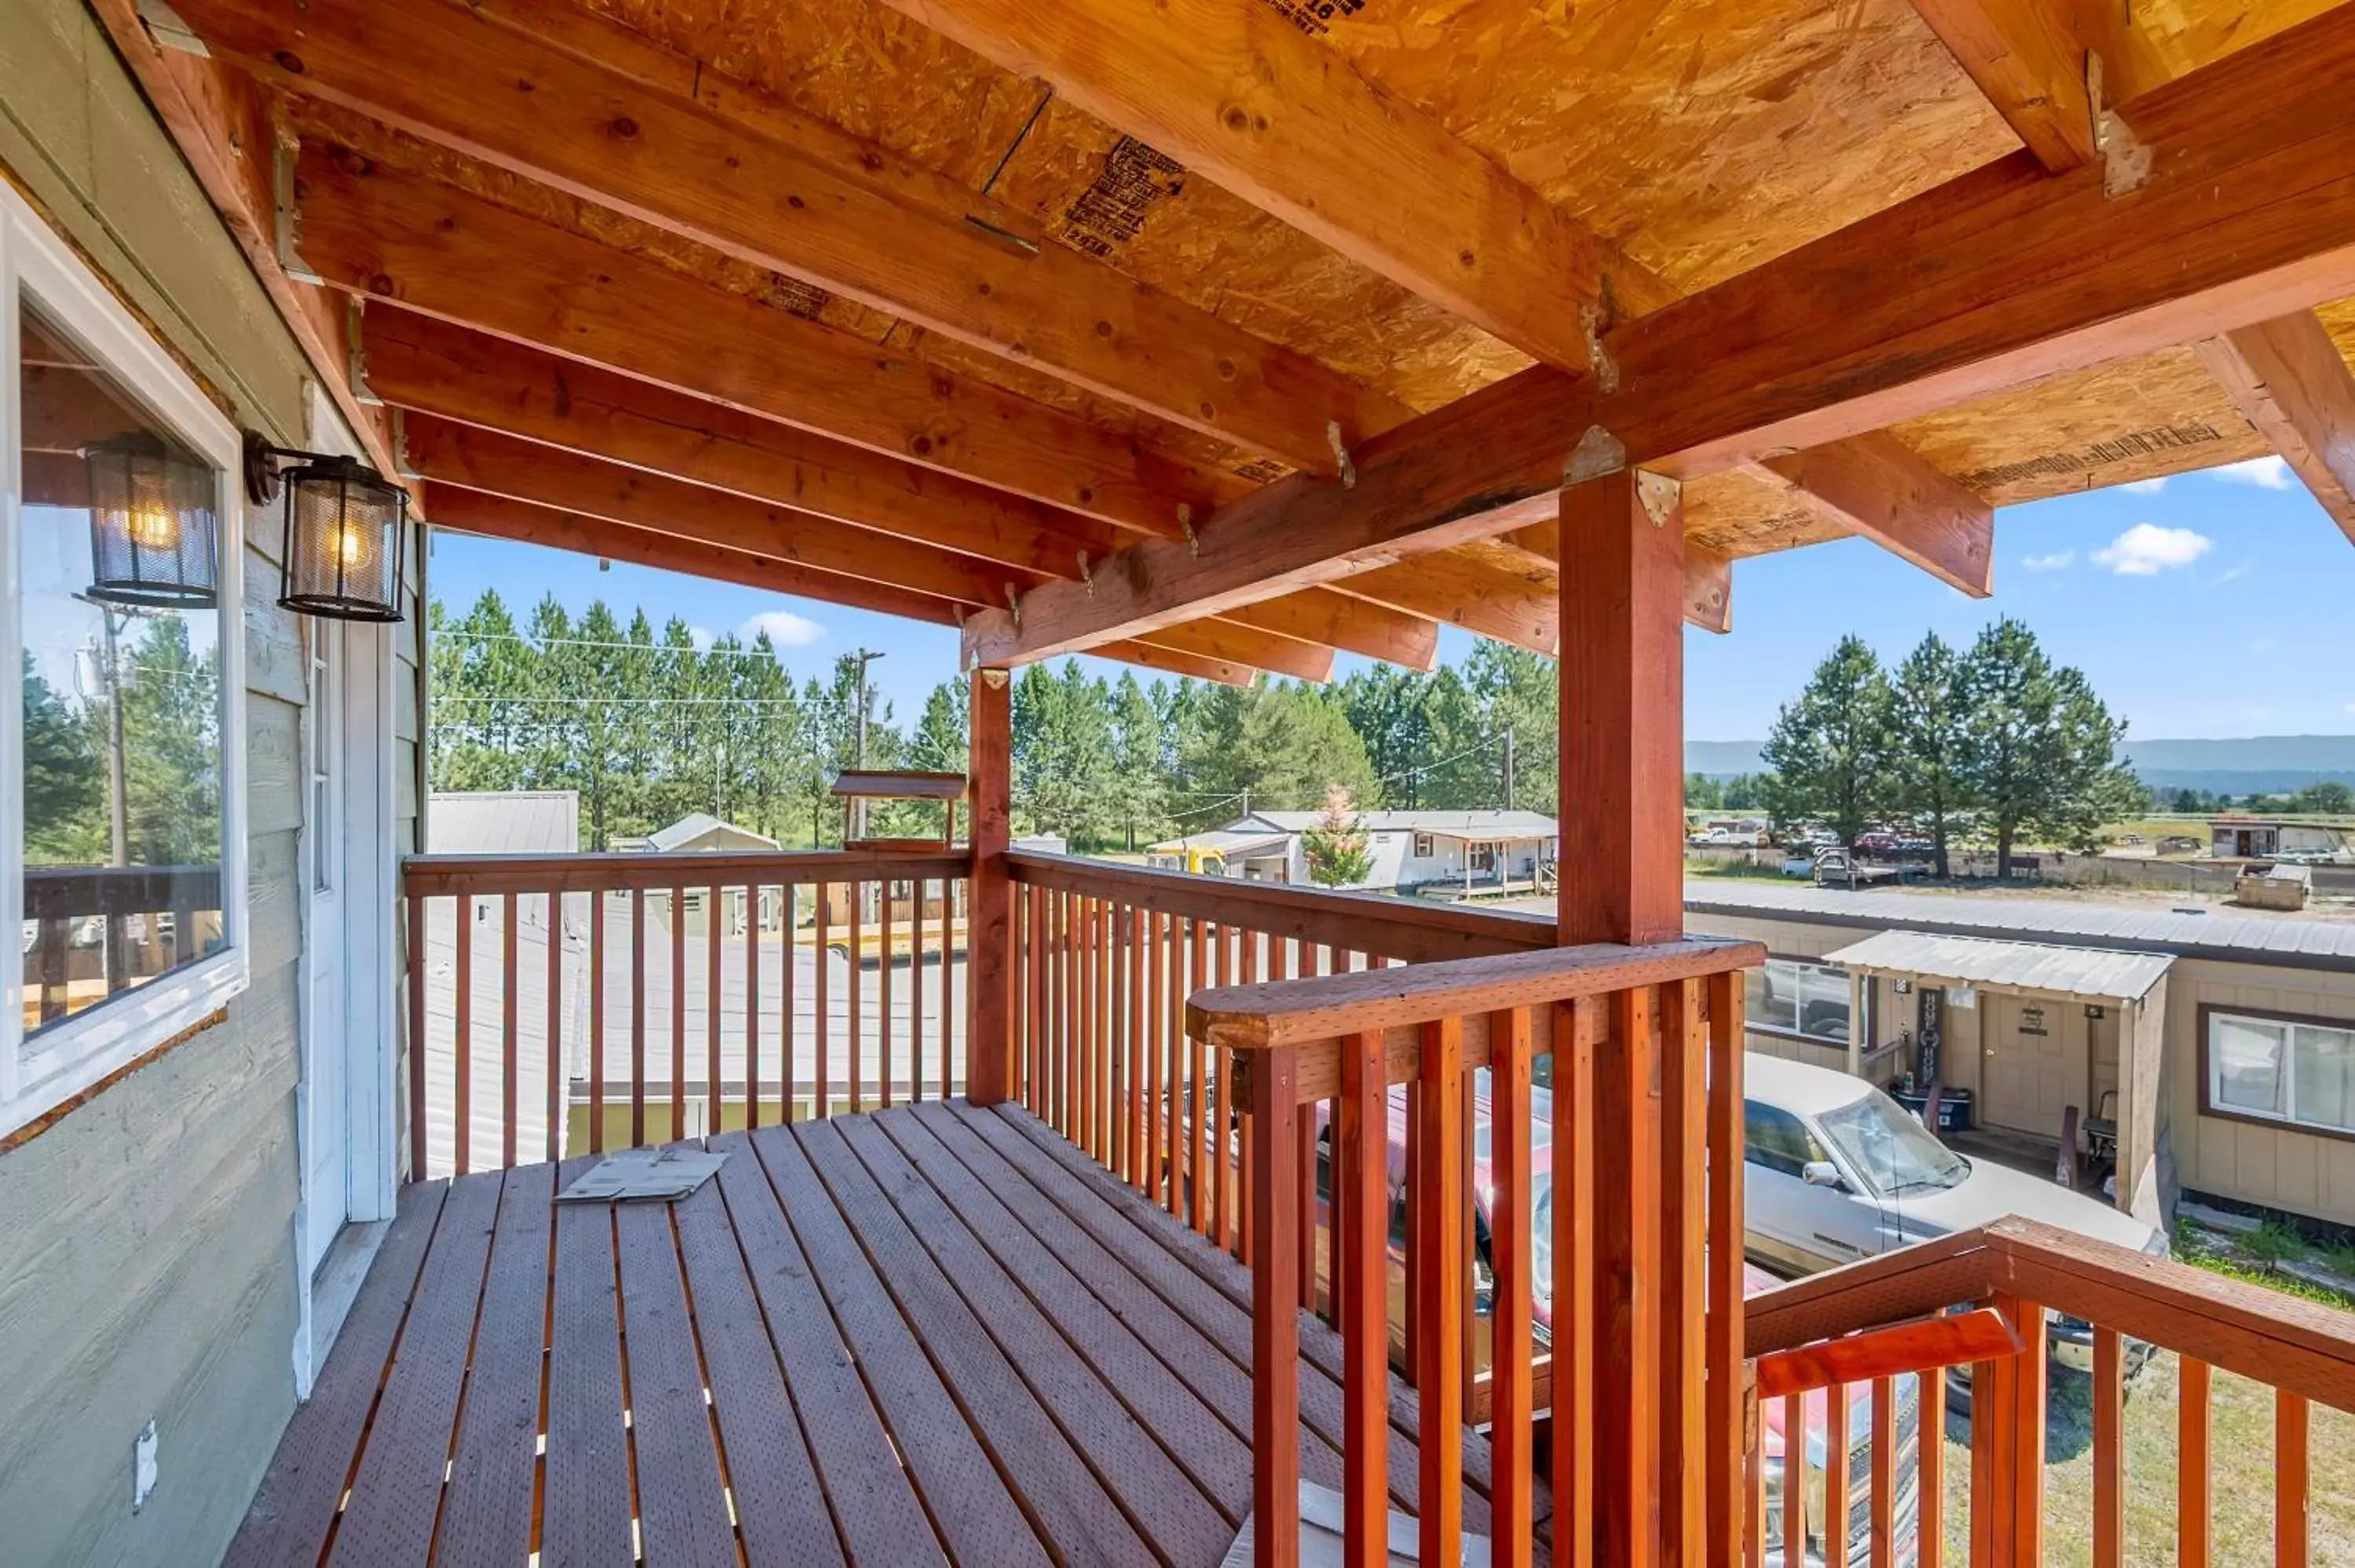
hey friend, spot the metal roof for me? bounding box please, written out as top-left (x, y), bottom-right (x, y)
top-left (1243, 810), bottom-right (1558, 837)
top-left (1148, 830), bottom-right (1291, 857)
top-left (646, 813), bottom-right (780, 852)
top-left (829, 769), bottom-right (968, 800)
top-left (1683, 879), bottom-right (2355, 973)
top-left (1825, 930), bottom-right (2174, 1002)
top-left (427, 789), bottom-right (581, 855)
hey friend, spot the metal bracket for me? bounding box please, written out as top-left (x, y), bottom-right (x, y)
top-left (1564, 424), bottom-right (1629, 486)
top-left (980, 666), bottom-right (1011, 691)
top-left (272, 126), bottom-right (324, 286)
top-left (1326, 421), bottom-right (1357, 489)
top-left (1637, 469), bottom-right (1682, 527)
top-left (345, 296), bottom-right (382, 407)
top-left (2088, 52), bottom-right (2152, 198)
top-left (1178, 503), bottom-right (1200, 556)
top-left (135, 0), bottom-right (210, 56)
top-left (1578, 277), bottom-right (1621, 393)
top-left (389, 407), bottom-right (425, 481)
top-left (1077, 552), bottom-right (1096, 596)
top-left (1004, 582), bottom-right (1023, 630)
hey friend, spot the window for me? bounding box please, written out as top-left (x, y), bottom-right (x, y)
top-left (1412, 833), bottom-right (1434, 858)
top-left (1745, 957), bottom-right (1851, 1044)
top-left (2, 186), bottom-right (247, 1137)
top-left (1744, 1099), bottom-right (1831, 1179)
top-left (2206, 1008), bottom-right (2355, 1136)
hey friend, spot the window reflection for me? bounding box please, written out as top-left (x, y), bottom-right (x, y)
top-left (19, 295), bottom-right (225, 1035)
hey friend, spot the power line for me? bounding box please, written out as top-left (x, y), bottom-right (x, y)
top-left (429, 629), bottom-right (801, 663)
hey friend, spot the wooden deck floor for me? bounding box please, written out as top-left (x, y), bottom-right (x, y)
top-left (227, 1100), bottom-right (1515, 1566)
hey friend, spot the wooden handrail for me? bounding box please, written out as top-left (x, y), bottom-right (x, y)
top-left (1005, 851), bottom-right (1556, 964)
top-left (1753, 1306), bottom-right (2021, 1398)
top-left (402, 847), bottom-right (970, 896)
top-left (24, 863), bottom-right (221, 920)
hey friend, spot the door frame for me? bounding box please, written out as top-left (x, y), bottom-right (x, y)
top-left (290, 385), bottom-right (400, 1393)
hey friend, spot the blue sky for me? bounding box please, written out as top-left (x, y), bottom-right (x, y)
top-left (425, 454), bottom-right (2353, 742)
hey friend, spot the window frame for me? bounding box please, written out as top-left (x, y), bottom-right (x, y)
top-left (1743, 954), bottom-right (1854, 1048)
top-left (2198, 1002), bottom-right (2355, 1143)
top-left (1, 184), bottom-right (250, 1136)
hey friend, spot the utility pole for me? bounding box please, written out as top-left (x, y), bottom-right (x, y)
top-left (848, 647), bottom-right (884, 837)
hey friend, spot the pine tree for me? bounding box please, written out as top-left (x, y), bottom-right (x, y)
top-left (22, 647), bottom-right (101, 861)
top-left (1107, 672), bottom-right (1167, 850)
top-left (1957, 618), bottom-right (2136, 877)
top-left (1887, 633), bottom-right (1973, 877)
top-left (1760, 636), bottom-right (1893, 848)
top-left (1303, 784), bottom-right (1373, 887)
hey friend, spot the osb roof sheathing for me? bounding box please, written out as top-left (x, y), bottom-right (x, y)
top-left (330, 0), bottom-right (2355, 572)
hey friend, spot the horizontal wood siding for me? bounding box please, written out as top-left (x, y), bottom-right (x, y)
top-left (0, 0), bottom-right (424, 1561)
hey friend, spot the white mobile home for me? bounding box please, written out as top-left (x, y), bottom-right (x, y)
top-left (1150, 809), bottom-right (1557, 894)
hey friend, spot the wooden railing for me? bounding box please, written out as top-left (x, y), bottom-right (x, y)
top-left (1183, 928), bottom-right (1764, 1568)
top-left (401, 848), bottom-right (968, 1176)
top-left (23, 863), bottom-right (222, 1027)
top-left (1745, 1214), bottom-right (2355, 1566)
top-left (1002, 851), bottom-right (1558, 1245)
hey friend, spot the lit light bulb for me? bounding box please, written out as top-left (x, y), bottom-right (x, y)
top-left (126, 502), bottom-right (180, 551)
top-left (330, 520), bottom-right (370, 569)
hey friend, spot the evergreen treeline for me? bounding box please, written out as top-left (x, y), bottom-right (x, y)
top-left (428, 591), bottom-right (1558, 851)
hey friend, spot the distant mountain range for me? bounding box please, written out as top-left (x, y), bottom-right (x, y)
top-left (1686, 735), bottom-right (2355, 795)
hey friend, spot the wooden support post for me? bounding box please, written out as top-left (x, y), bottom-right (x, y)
top-left (967, 668), bottom-right (1015, 1104)
top-left (1557, 465), bottom-right (1686, 948)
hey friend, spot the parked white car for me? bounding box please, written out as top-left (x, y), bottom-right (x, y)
top-left (1743, 1053), bottom-right (2167, 1372)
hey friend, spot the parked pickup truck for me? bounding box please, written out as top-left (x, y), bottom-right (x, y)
top-left (1741, 1052), bottom-right (2167, 1375)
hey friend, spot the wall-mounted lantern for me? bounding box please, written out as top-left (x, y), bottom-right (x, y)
top-left (244, 432), bottom-right (408, 622)
top-left (82, 430), bottom-right (219, 609)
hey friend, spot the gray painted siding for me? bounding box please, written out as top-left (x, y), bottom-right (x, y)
top-left (0, 0), bottom-right (422, 1560)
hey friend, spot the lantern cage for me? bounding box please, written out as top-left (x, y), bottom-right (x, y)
top-left (82, 429), bottom-right (220, 609)
top-left (245, 432), bottom-right (410, 623)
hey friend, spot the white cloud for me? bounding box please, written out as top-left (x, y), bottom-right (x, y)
top-left (2093, 523), bottom-right (2212, 575)
top-left (2021, 549), bottom-right (2075, 572)
top-left (2214, 562), bottom-right (2254, 585)
top-left (2210, 455), bottom-right (2293, 490)
top-left (2120, 477), bottom-right (2168, 495)
top-left (740, 609), bottom-right (827, 648)
top-left (687, 624), bottom-right (716, 651)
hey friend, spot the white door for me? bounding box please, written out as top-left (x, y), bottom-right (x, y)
top-left (301, 619), bottom-right (350, 1267)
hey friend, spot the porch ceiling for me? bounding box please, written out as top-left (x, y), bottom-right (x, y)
top-left (104, 0), bottom-right (2355, 679)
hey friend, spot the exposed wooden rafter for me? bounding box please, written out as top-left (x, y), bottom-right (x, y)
top-left (292, 144), bottom-right (1230, 536)
top-left (1134, 620), bottom-right (1335, 684)
top-left (961, 8), bottom-right (2355, 665)
top-left (166, 0), bottom-right (1410, 472)
top-left (1738, 434), bottom-right (1994, 596)
top-left (2196, 313), bottom-right (2355, 545)
top-left (874, 0), bottom-right (1668, 374)
top-left (1908, 0), bottom-right (2172, 173)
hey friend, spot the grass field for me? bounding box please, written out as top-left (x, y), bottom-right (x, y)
top-left (1931, 1352), bottom-right (2355, 1565)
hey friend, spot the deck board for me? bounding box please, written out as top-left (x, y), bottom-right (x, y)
top-left (231, 1101), bottom-right (1517, 1565)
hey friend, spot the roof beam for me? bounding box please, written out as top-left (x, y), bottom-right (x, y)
top-left (1683, 546), bottom-right (1734, 636)
top-left (363, 312), bottom-right (1127, 575)
top-left (1737, 433), bottom-right (1994, 595)
top-left (1134, 621), bottom-right (1336, 684)
top-left (1215, 590), bottom-right (1440, 672)
top-left (876, 0), bottom-right (1667, 373)
top-left (402, 415), bottom-right (1026, 607)
top-left (168, 0), bottom-right (1405, 472)
top-left (2195, 312), bottom-right (2355, 544)
top-left (1096, 641), bottom-right (1253, 687)
top-left (1907, 0), bottom-right (2099, 171)
top-left (294, 144), bottom-right (1227, 535)
top-left (422, 484), bottom-right (966, 625)
top-left (1334, 555), bottom-right (1559, 655)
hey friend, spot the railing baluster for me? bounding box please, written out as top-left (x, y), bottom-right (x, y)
top-left (1415, 1014), bottom-right (1466, 1566)
top-left (1824, 1380), bottom-right (1849, 1568)
top-left (2012, 1296), bottom-right (2046, 1565)
top-left (1188, 917), bottom-right (1209, 1236)
top-left (881, 879), bottom-right (895, 1109)
top-left (407, 894), bottom-right (428, 1174)
top-left (1783, 1389), bottom-right (1807, 1568)
top-left (766, 882), bottom-right (783, 1126)
top-left (815, 885), bottom-right (831, 1118)
top-left (849, 879), bottom-right (864, 1114)
top-left (1661, 978), bottom-right (1707, 1563)
top-left (502, 890), bottom-right (519, 1169)
top-left (2280, 1388), bottom-right (2310, 1566)
top-left (546, 890), bottom-right (563, 1163)
top-left (1871, 1375), bottom-right (1895, 1564)
top-left (1598, 983), bottom-right (1663, 1568)
top-left (1248, 1040), bottom-right (1303, 1568)
top-left (455, 893), bottom-right (473, 1176)
top-left (2093, 1325), bottom-right (2123, 1568)
top-left (589, 892), bottom-right (605, 1152)
top-left (1130, 903), bottom-right (1148, 1191)
top-left (1705, 971), bottom-right (1746, 1567)
top-left (1919, 1358), bottom-right (1945, 1568)
top-left (1239, 925), bottom-right (1259, 1269)
top-left (2182, 1355), bottom-right (2212, 1568)
top-left (1339, 1028), bottom-right (1388, 1568)
top-left (1555, 994), bottom-right (1597, 1568)
top-left (1146, 909), bottom-right (1164, 1204)
top-left (1167, 913), bottom-right (1186, 1221)
top-left (1492, 1005), bottom-right (1535, 1568)
top-left (630, 888), bottom-right (647, 1147)
top-left (707, 884), bottom-right (724, 1134)
top-left (940, 874), bottom-right (955, 1102)
top-left (671, 884), bottom-right (686, 1140)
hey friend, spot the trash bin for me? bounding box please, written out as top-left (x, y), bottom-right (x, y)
top-left (1894, 1085), bottom-right (1973, 1133)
